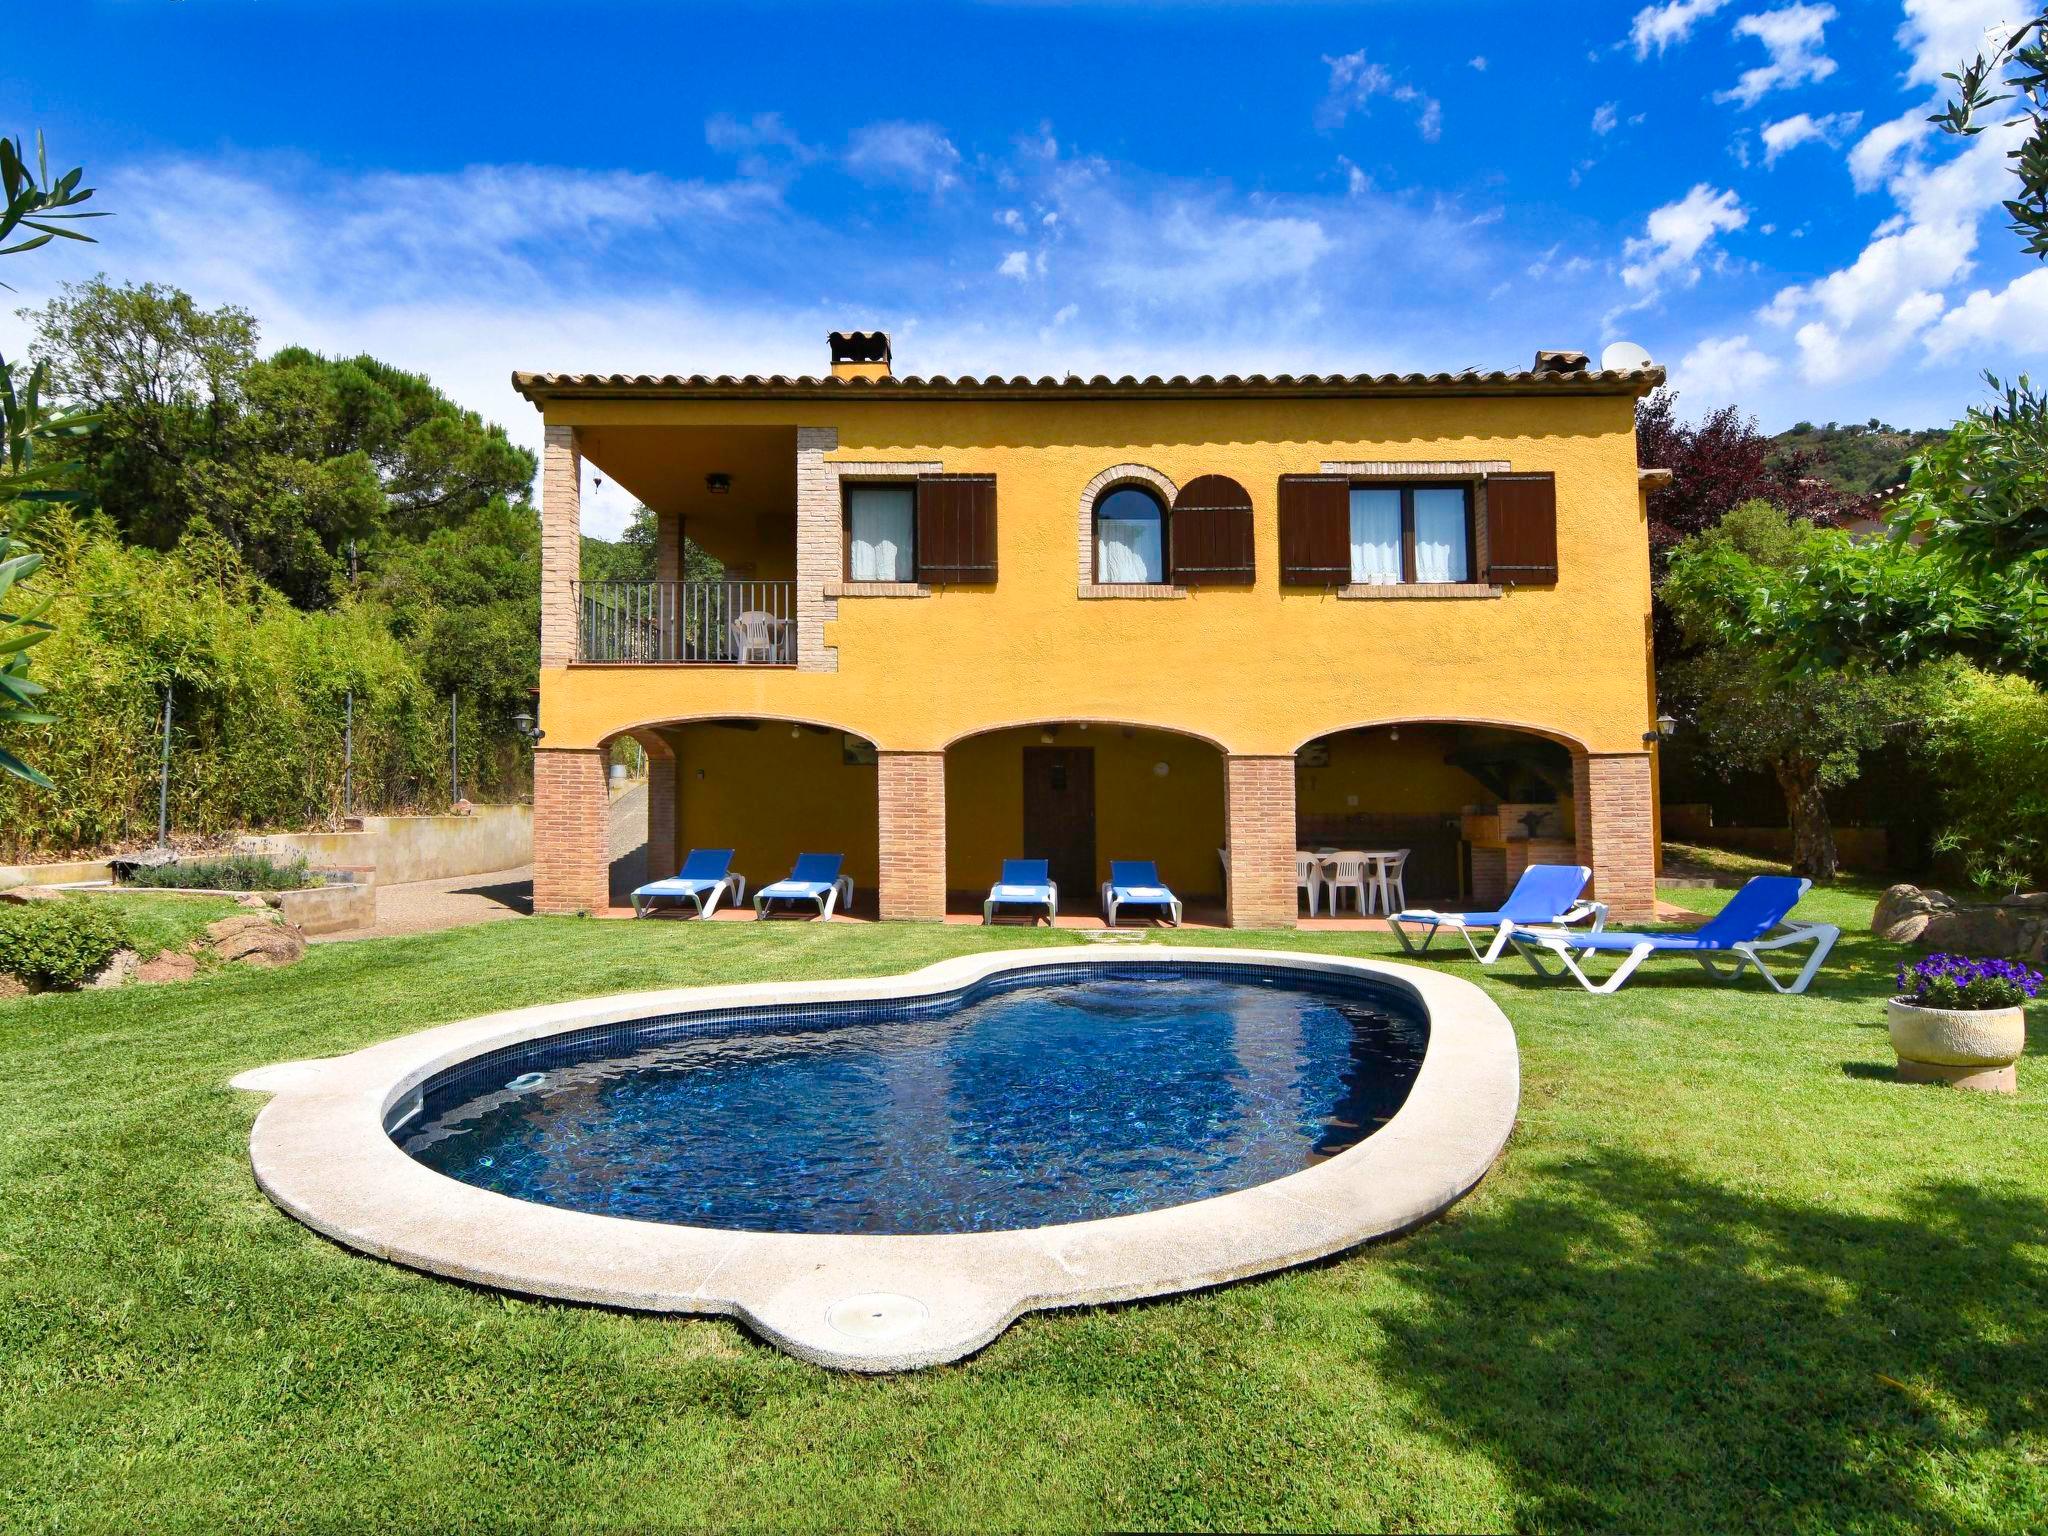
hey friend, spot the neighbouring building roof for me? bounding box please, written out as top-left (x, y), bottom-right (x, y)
top-left (511, 366), bottom-right (1666, 406)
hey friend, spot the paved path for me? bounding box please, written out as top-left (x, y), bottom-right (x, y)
top-left (316, 783), bottom-right (650, 943)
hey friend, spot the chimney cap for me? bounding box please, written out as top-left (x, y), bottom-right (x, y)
top-left (1533, 349), bottom-right (1590, 375)
top-left (829, 331), bottom-right (892, 366)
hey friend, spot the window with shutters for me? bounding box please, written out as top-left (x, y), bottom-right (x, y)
top-left (1282, 474), bottom-right (1499, 590)
top-left (841, 474), bottom-right (998, 586)
top-left (1168, 474), bottom-right (1255, 584)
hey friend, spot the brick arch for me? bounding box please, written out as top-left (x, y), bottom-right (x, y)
top-left (596, 713), bottom-right (880, 750)
top-left (938, 715), bottom-right (1231, 754)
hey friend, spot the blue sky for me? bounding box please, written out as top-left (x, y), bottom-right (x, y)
top-left (5, 0), bottom-right (2042, 533)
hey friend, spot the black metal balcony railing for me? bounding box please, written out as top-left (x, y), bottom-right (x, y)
top-left (574, 581), bottom-right (797, 664)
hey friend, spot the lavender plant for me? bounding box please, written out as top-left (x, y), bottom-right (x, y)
top-left (1896, 953), bottom-right (2044, 1011)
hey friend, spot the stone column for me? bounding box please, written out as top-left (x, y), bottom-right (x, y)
top-left (1574, 750), bottom-right (1656, 922)
top-left (1225, 754), bottom-right (1299, 929)
top-left (533, 747), bottom-right (609, 914)
top-left (656, 511), bottom-right (681, 585)
top-left (794, 426), bottom-right (841, 672)
top-left (539, 425), bottom-right (581, 670)
top-left (877, 750), bottom-right (946, 921)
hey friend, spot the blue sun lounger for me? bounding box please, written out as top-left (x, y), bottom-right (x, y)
top-left (984, 859), bottom-right (1058, 924)
top-left (1510, 874), bottom-right (1840, 996)
top-left (1389, 862), bottom-right (1600, 963)
top-left (753, 852), bottom-right (855, 920)
top-left (631, 848), bottom-right (743, 918)
top-left (1102, 860), bottom-right (1182, 927)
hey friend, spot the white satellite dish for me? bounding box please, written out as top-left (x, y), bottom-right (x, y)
top-left (1601, 340), bottom-right (1655, 372)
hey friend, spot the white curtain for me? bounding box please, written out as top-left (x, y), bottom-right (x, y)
top-left (1096, 495), bottom-right (1164, 582)
top-left (848, 485), bottom-right (915, 582)
top-left (1413, 488), bottom-right (1469, 582)
top-left (1348, 487), bottom-right (1402, 584)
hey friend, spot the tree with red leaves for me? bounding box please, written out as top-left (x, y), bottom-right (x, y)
top-left (1636, 391), bottom-right (1862, 557)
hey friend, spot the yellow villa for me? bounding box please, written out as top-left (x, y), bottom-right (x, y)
top-left (518, 332), bottom-right (1667, 927)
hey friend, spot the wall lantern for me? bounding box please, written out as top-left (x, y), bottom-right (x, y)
top-left (1643, 713), bottom-right (1677, 745)
top-left (1039, 726), bottom-right (1057, 744)
top-left (512, 710), bottom-right (544, 744)
top-left (706, 472), bottom-right (732, 495)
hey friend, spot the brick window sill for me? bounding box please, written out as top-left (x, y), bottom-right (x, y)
top-left (1078, 583), bottom-right (1188, 600)
top-left (1336, 582), bottom-right (1503, 600)
top-left (825, 581), bottom-right (932, 598)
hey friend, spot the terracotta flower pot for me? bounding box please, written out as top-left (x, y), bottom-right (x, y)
top-left (1886, 998), bottom-right (2026, 1094)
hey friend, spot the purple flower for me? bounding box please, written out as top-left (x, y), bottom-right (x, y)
top-left (1898, 952), bottom-right (2043, 1010)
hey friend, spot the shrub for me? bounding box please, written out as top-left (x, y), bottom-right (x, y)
top-left (0, 899), bottom-right (130, 988)
top-left (1922, 667), bottom-right (2048, 894)
top-left (1896, 953), bottom-right (2044, 1011)
top-left (123, 853), bottom-right (313, 892)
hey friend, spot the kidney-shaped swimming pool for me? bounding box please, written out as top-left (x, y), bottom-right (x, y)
top-left (393, 963), bottom-right (1428, 1236)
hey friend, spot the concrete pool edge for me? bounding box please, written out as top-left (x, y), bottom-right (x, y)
top-left (236, 946), bottom-right (1520, 1371)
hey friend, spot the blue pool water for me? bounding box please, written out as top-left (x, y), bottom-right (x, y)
top-left (395, 963), bottom-right (1429, 1236)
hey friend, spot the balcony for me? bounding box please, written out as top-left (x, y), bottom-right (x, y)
top-left (574, 581), bottom-right (796, 665)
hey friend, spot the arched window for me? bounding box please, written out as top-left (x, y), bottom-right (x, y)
top-left (1093, 485), bottom-right (1168, 584)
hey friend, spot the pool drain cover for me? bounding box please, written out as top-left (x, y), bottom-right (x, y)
top-left (826, 1293), bottom-right (930, 1342)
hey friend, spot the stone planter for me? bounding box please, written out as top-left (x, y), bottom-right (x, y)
top-left (1886, 997), bottom-right (2026, 1094)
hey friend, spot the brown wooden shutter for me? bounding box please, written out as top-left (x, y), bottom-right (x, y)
top-left (1168, 474), bottom-right (1254, 585)
top-left (913, 474), bottom-right (997, 583)
top-left (1278, 474), bottom-right (1350, 585)
top-left (1484, 473), bottom-right (1558, 585)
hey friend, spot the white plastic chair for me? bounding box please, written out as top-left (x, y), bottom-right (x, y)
top-left (1324, 854), bottom-right (1371, 915)
top-left (731, 610), bottom-right (782, 664)
top-left (1295, 852), bottom-right (1324, 916)
top-left (1378, 850), bottom-right (1410, 916)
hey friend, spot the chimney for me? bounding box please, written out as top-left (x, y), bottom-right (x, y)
top-left (829, 331), bottom-right (892, 381)
top-left (1532, 349), bottom-right (1590, 375)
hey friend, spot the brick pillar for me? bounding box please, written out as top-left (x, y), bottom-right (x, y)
top-left (1574, 750), bottom-right (1656, 922)
top-left (533, 747), bottom-right (608, 914)
top-left (795, 426), bottom-right (841, 673)
top-left (656, 511), bottom-right (681, 585)
top-left (877, 750), bottom-right (946, 920)
top-left (1225, 754), bottom-right (1298, 929)
top-left (643, 737), bottom-right (677, 881)
top-left (540, 425), bottom-right (581, 669)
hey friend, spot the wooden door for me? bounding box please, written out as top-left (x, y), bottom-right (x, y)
top-left (1022, 747), bottom-right (1095, 899)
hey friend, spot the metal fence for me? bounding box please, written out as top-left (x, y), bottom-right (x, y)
top-left (574, 581), bottom-right (797, 664)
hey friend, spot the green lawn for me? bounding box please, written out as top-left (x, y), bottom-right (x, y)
top-left (3, 886), bottom-right (2043, 1533)
top-left (76, 890), bottom-right (249, 958)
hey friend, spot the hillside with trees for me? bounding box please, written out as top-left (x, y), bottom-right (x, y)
top-left (1769, 419), bottom-right (1946, 496)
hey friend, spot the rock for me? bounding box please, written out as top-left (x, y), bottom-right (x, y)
top-left (108, 848), bottom-right (179, 881)
top-left (206, 913), bottom-right (282, 943)
top-left (450, 798), bottom-right (475, 816)
top-left (136, 949), bottom-right (200, 984)
top-left (0, 973), bottom-right (27, 1001)
top-left (1872, 884), bottom-right (1955, 943)
top-left (212, 923), bottom-right (307, 968)
top-left (1921, 904), bottom-right (2024, 957)
top-left (0, 884), bottom-right (66, 905)
top-left (89, 949), bottom-right (141, 989)
top-left (235, 893), bottom-right (271, 910)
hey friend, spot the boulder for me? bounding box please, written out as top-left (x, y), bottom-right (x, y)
top-left (89, 949), bottom-right (141, 989)
top-left (1920, 904), bottom-right (2025, 957)
top-left (212, 924), bottom-right (307, 968)
top-left (206, 913), bottom-right (282, 943)
top-left (136, 949), bottom-right (200, 984)
top-left (1872, 884), bottom-right (1955, 943)
top-left (0, 884), bottom-right (66, 905)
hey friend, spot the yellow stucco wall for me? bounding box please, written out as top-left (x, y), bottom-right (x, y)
top-left (943, 725), bottom-right (1226, 899)
top-left (665, 722), bottom-right (879, 895)
top-left (543, 393), bottom-right (1655, 758)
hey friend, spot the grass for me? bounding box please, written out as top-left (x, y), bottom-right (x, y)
top-left (74, 891), bottom-right (248, 958)
top-left (1661, 839), bottom-right (1800, 879)
top-left (2, 885), bottom-right (2043, 1532)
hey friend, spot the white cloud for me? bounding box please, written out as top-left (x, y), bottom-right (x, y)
top-left (1676, 333), bottom-right (1782, 401)
top-left (1336, 155), bottom-right (1371, 197)
top-left (703, 112), bottom-right (817, 179)
top-left (1468, 55), bottom-right (1488, 71)
top-left (1925, 267), bottom-right (2048, 356)
top-left (998, 250), bottom-right (1031, 280)
top-left (1629, 0), bottom-right (1734, 57)
top-left (997, 207), bottom-right (1026, 233)
top-left (1051, 303), bottom-right (1080, 327)
top-left (1848, 109), bottom-right (1931, 191)
top-left (1760, 110), bottom-right (1862, 164)
top-left (1897, 0), bottom-right (2028, 87)
top-left (1762, 125), bottom-right (2016, 381)
top-left (1620, 184), bottom-right (1748, 298)
top-left (1716, 4), bottom-right (1839, 109)
top-left (1318, 49), bottom-right (1442, 141)
top-left (1592, 102), bottom-right (1621, 136)
top-left (844, 121), bottom-right (962, 193)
